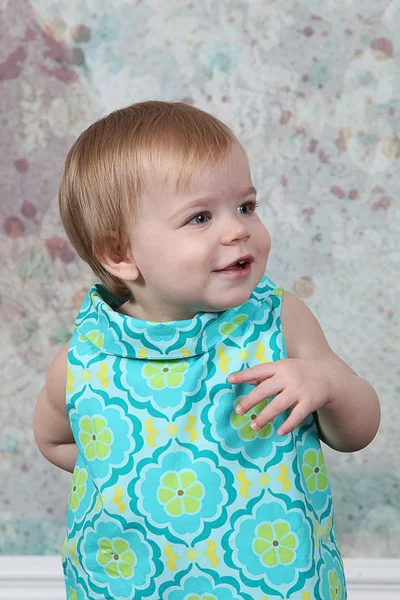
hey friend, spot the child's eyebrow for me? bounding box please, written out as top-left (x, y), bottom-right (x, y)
top-left (171, 185), bottom-right (257, 220)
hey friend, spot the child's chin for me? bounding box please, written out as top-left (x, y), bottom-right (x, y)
top-left (213, 291), bottom-right (253, 311)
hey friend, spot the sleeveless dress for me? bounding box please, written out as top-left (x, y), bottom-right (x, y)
top-left (62, 275), bottom-right (347, 600)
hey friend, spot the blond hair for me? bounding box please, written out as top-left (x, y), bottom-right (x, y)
top-left (59, 100), bottom-right (238, 297)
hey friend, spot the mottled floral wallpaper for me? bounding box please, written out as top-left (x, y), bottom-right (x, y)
top-left (1, 0), bottom-right (399, 558)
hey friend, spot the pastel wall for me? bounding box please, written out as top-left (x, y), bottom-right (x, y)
top-left (1, 0), bottom-right (398, 558)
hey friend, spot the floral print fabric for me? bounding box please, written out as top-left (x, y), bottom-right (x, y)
top-left (63, 274), bottom-right (346, 599)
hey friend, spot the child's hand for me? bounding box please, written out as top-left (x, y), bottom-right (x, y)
top-left (228, 358), bottom-right (334, 436)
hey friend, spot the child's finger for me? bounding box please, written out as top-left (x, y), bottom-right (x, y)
top-left (249, 390), bottom-right (294, 430)
top-left (228, 363), bottom-right (276, 384)
top-left (235, 378), bottom-right (285, 415)
top-left (277, 404), bottom-right (310, 436)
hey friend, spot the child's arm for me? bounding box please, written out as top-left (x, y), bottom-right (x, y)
top-left (33, 343), bottom-right (78, 472)
top-left (228, 291), bottom-right (380, 453)
top-left (280, 291), bottom-right (380, 451)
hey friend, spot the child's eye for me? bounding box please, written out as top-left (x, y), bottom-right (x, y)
top-left (188, 212), bottom-right (211, 225)
top-left (238, 200), bottom-right (259, 215)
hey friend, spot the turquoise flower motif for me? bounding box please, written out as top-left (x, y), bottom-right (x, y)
top-left (66, 457), bottom-right (96, 534)
top-left (204, 388), bottom-right (286, 466)
top-left (228, 499), bottom-right (312, 589)
top-left (118, 357), bottom-right (209, 411)
top-left (298, 432), bottom-right (331, 511)
top-left (70, 396), bottom-right (134, 479)
top-left (318, 549), bottom-right (346, 600)
top-left (83, 519), bottom-right (158, 599)
top-left (75, 307), bottom-right (126, 357)
top-left (162, 574), bottom-right (251, 600)
top-left (64, 562), bottom-right (85, 600)
top-left (71, 332), bottom-right (100, 358)
top-left (124, 319), bottom-right (183, 344)
top-left (138, 449), bottom-right (226, 537)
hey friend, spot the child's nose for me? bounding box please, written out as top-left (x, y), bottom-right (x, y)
top-left (220, 219), bottom-right (251, 245)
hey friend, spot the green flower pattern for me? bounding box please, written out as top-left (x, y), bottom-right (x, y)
top-left (68, 467), bottom-right (87, 511)
top-left (80, 330), bottom-right (104, 348)
top-left (231, 398), bottom-right (273, 440)
top-left (302, 449), bottom-right (329, 493)
top-left (253, 520), bottom-right (298, 567)
top-left (329, 569), bottom-right (342, 600)
top-left (185, 594), bottom-right (218, 600)
top-left (64, 276), bottom-right (346, 599)
top-left (142, 360), bottom-right (189, 390)
top-left (158, 469), bottom-right (205, 516)
top-left (97, 537), bottom-right (136, 579)
top-left (79, 415), bottom-right (112, 461)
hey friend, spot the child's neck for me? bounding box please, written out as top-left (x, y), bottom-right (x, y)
top-left (115, 296), bottom-right (200, 323)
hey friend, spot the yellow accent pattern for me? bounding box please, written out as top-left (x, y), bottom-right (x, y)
top-left (185, 414), bottom-right (198, 442)
top-left (97, 362), bottom-right (109, 389)
top-left (110, 486), bottom-right (126, 514)
top-left (166, 423), bottom-right (179, 436)
top-left (326, 515), bottom-right (332, 541)
top-left (81, 369), bottom-right (92, 382)
top-left (204, 540), bottom-right (219, 567)
top-left (277, 464), bottom-right (291, 492)
top-left (94, 494), bottom-right (105, 512)
top-left (145, 419), bottom-right (159, 447)
top-left (302, 592), bottom-right (311, 600)
top-left (185, 548), bottom-right (198, 562)
top-left (238, 349), bottom-right (250, 361)
top-left (61, 534), bottom-right (68, 562)
top-left (217, 346), bottom-right (231, 373)
top-left (271, 287), bottom-right (283, 298)
top-left (164, 544), bottom-right (179, 570)
top-left (138, 348), bottom-right (147, 358)
top-left (313, 515), bottom-right (333, 547)
top-left (238, 469), bottom-right (252, 497)
top-left (70, 539), bottom-right (79, 567)
top-left (254, 342), bottom-right (268, 363)
top-left (66, 367), bottom-right (76, 394)
top-left (181, 348), bottom-right (191, 357)
top-left (258, 473), bottom-right (271, 487)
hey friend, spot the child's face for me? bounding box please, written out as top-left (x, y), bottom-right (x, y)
top-left (129, 144), bottom-right (271, 320)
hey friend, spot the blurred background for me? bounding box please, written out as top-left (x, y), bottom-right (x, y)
top-left (0, 0), bottom-right (399, 560)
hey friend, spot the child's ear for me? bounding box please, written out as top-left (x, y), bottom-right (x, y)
top-left (97, 235), bottom-right (140, 282)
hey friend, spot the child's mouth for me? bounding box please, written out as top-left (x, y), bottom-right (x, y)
top-left (215, 258), bottom-right (253, 277)
top-left (223, 260), bottom-right (248, 270)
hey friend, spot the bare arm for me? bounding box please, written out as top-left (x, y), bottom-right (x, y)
top-left (33, 343), bottom-right (78, 472)
top-left (281, 291), bottom-right (381, 452)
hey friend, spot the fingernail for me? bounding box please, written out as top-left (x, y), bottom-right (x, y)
top-left (236, 405), bottom-right (243, 414)
top-left (251, 422), bottom-right (259, 430)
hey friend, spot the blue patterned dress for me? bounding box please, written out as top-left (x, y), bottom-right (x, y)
top-left (62, 275), bottom-right (346, 600)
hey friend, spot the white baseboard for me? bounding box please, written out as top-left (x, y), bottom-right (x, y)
top-left (0, 556), bottom-right (399, 599)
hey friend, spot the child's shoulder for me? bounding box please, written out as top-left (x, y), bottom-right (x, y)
top-left (46, 342), bottom-right (70, 391)
top-left (280, 290), bottom-right (332, 360)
